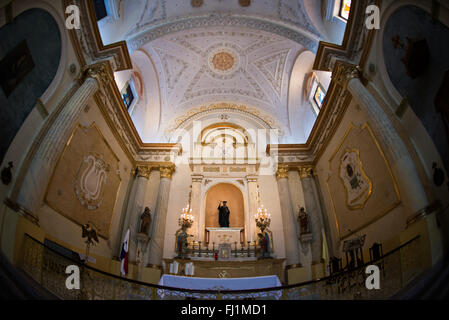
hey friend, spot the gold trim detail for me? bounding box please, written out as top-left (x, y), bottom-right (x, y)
top-left (160, 165), bottom-right (175, 179)
top-left (326, 122), bottom-right (401, 240)
top-left (136, 165), bottom-right (151, 179)
top-left (298, 165), bottom-right (314, 179)
top-left (334, 63), bottom-right (362, 90)
top-left (338, 148), bottom-right (372, 210)
top-left (276, 166), bottom-right (289, 180)
top-left (43, 122), bottom-right (122, 240)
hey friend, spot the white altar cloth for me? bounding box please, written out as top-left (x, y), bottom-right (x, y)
top-left (157, 275), bottom-right (282, 299)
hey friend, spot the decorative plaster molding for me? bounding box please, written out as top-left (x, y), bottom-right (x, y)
top-left (276, 166), bottom-right (289, 180)
top-left (127, 13), bottom-right (319, 53)
top-left (165, 103), bottom-right (282, 137)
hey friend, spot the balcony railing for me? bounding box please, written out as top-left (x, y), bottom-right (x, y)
top-left (18, 233), bottom-right (423, 300)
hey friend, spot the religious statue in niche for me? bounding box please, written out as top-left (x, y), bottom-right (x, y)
top-left (139, 207), bottom-right (152, 235)
top-left (297, 207), bottom-right (310, 234)
top-left (339, 149), bottom-right (372, 210)
top-left (218, 201), bottom-right (230, 228)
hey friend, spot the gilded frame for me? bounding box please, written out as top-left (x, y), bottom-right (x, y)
top-left (326, 122), bottom-right (401, 240)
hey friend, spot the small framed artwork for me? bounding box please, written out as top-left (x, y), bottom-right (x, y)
top-left (0, 40), bottom-right (35, 97)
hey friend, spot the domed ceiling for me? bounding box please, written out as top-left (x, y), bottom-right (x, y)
top-left (139, 26), bottom-right (304, 128)
top-left (99, 0), bottom-right (330, 141)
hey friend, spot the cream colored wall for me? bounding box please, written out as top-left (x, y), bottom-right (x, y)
top-left (158, 156), bottom-right (288, 262)
top-left (315, 100), bottom-right (409, 256)
top-left (162, 161), bottom-right (192, 260)
top-left (0, 0), bottom-right (81, 202)
top-left (258, 173), bottom-right (286, 259)
top-left (34, 97), bottom-right (134, 262)
top-left (0, 0), bottom-right (135, 265)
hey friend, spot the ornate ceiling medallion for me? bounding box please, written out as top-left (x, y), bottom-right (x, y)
top-left (212, 52), bottom-right (235, 72)
top-left (191, 0), bottom-right (204, 8)
top-left (207, 46), bottom-right (241, 78)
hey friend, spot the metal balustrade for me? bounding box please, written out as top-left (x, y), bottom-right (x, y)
top-left (18, 233), bottom-right (422, 300)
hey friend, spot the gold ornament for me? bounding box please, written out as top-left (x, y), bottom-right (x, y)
top-left (136, 165), bottom-right (151, 179)
top-left (160, 165), bottom-right (175, 179)
top-left (276, 166), bottom-right (289, 180)
top-left (298, 165), bottom-right (314, 179)
top-left (212, 52), bottom-right (235, 72)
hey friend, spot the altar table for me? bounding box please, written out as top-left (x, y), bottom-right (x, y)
top-left (157, 275), bottom-right (282, 299)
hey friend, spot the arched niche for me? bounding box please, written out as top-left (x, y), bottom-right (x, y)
top-left (204, 183), bottom-right (245, 228)
top-left (380, 4), bottom-right (449, 173)
top-left (0, 7), bottom-right (62, 163)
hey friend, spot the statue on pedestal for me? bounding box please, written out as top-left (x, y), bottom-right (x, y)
top-left (175, 229), bottom-right (190, 259)
top-left (139, 207), bottom-right (152, 235)
top-left (297, 207), bottom-right (310, 234)
top-left (257, 232), bottom-right (271, 258)
top-left (218, 201), bottom-right (230, 228)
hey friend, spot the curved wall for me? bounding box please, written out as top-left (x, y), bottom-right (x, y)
top-left (0, 8), bottom-right (61, 163)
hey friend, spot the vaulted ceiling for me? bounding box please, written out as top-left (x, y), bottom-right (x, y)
top-left (99, 0), bottom-right (333, 142)
top-left (139, 26), bottom-right (304, 128)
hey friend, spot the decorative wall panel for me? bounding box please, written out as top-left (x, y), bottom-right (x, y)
top-left (45, 123), bottom-right (121, 238)
top-left (326, 123), bottom-right (401, 240)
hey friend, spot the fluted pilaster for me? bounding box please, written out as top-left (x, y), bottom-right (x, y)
top-left (122, 165), bottom-right (152, 262)
top-left (16, 64), bottom-right (107, 214)
top-left (148, 165), bottom-right (175, 267)
top-left (191, 174), bottom-right (203, 240)
top-left (276, 166), bottom-right (301, 267)
top-left (336, 63), bottom-right (428, 215)
top-left (247, 175), bottom-right (259, 241)
top-left (298, 165), bottom-right (324, 264)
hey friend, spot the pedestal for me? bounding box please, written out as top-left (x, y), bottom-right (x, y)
top-left (136, 233), bottom-right (149, 281)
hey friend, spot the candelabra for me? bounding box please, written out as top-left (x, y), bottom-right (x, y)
top-left (254, 205), bottom-right (271, 233)
top-left (179, 204), bottom-right (194, 229)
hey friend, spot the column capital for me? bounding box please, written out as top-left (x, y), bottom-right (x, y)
top-left (334, 62), bottom-right (362, 89)
top-left (136, 165), bottom-right (152, 179)
top-left (298, 165), bottom-right (315, 179)
top-left (191, 174), bottom-right (204, 183)
top-left (276, 166), bottom-right (289, 180)
top-left (160, 164), bottom-right (175, 180)
top-left (81, 62), bottom-right (112, 85)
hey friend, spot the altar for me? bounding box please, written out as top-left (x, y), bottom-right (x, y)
top-left (163, 258), bottom-right (285, 281)
top-left (205, 227), bottom-right (244, 245)
top-left (159, 274), bottom-right (281, 291)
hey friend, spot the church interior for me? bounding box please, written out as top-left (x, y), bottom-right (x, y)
top-left (0, 0), bottom-right (449, 300)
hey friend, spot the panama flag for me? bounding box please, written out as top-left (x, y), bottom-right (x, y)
top-left (120, 229), bottom-right (130, 276)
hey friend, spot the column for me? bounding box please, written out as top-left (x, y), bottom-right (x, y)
top-left (190, 174), bottom-right (203, 240)
top-left (121, 165), bottom-right (151, 262)
top-left (276, 166), bottom-right (301, 267)
top-left (298, 165), bottom-right (324, 264)
top-left (336, 64), bottom-right (428, 216)
top-left (15, 63), bottom-right (107, 215)
top-left (246, 175), bottom-right (259, 242)
top-left (148, 165), bottom-right (175, 268)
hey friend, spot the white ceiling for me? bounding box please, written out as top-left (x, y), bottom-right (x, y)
top-left (140, 25), bottom-right (304, 129)
top-left (101, 0), bottom-right (332, 141)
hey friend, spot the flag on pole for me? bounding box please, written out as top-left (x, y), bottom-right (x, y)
top-left (120, 229), bottom-right (130, 276)
top-left (322, 228), bottom-right (330, 274)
